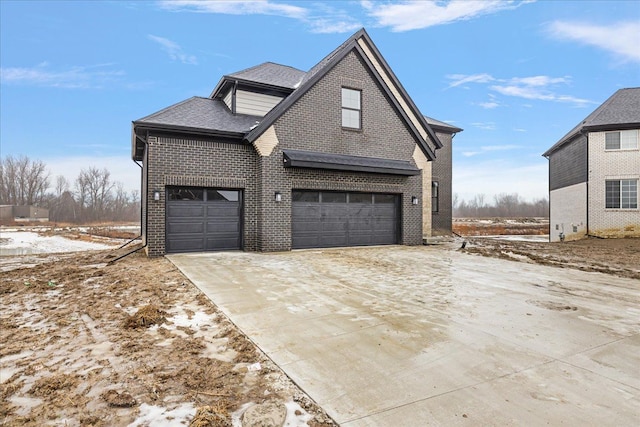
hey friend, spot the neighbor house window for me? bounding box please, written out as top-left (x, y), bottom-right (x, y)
top-left (606, 179), bottom-right (638, 209)
top-left (341, 88), bottom-right (361, 129)
top-left (431, 181), bottom-right (439, 213)
top-left (605, 130), bottom-right (638, 150)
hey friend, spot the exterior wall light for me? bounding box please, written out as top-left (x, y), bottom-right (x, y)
top-left (411, 196), bottom-right (419, 205)
top-left (153, 190), bottom-right (161, 201)
top-left (275, 192), bottom-right (282, 202)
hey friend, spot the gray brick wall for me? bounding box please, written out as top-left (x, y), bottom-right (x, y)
top-left (263, 50), bottom-right (424, 250)
top-left (431, 131), bottom-right (453, 234)
top-left (145, 135), bottom-right (259, 256)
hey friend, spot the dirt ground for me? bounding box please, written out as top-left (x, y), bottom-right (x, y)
top-left (0, 242), bottom-right (336, 426)
top-left (452, 217), bottom-right (639, 279)
top-left (2, 223), bottom-right (639, 425)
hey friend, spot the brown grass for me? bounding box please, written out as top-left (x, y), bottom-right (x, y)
top-left (122, 305), bottom-right (167, 329)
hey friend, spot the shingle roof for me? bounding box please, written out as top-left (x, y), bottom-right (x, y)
top-left (134, 97), bottom-right (259, 134)
top-left (424, 116), bottom-right (463, 133)
top-left (227, 62), bottom-right (306, 90)
top-left (543, 87), bottom-right (640, 156)
top-left (133, 28), bottom-right (446, 162)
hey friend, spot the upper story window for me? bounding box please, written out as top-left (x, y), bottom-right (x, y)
top-left (605, 130), bottom-right (638, 150)
top-left (341, 87), bottom-right (361, 129)
top-left (606, 179), bottom-right (638, 209)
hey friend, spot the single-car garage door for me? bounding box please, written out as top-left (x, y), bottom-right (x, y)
top-left (166, 187), bottom-right (242, 253)
top-left (292, 191), bottom-right (399, 249)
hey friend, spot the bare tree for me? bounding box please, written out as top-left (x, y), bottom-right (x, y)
top-left (0, 155), bottom-right (50, 205)
top-left (75, 167), bottom-right (114, 221)
top-left (454, 193), bottom-right (549, 218)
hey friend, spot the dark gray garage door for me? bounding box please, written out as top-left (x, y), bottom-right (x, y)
top-left (166, 187), bottom-right (242, 253)
top-left (292, 191), bottom-right (399, 249)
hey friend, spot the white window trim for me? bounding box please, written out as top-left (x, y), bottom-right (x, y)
top-left (604, 129), bottom-right (639, 151)
top-left (605, 178), bottom-right (639, 210)
top-left (341, 87), bottom-right (362, 130)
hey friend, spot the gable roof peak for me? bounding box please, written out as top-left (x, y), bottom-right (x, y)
top-left (245, 27), bottom-right (442, 160)
top-left (543, 87), bottom-right (640, 157)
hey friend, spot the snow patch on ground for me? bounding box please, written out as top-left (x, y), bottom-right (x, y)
top-left (474, 234), bottom-right (549, 242)
top-left (0, 230), bottom-right (117, 255)
top-left (129, 402), bottom-right (196, 426)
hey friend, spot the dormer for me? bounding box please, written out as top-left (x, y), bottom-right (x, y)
top-left (210, 62), bottom-right (306, 118)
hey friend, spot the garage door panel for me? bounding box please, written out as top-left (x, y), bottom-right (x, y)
top-left (167, 204), bottom-right (205, 218)
top-left (292, 191), bottom-right (398, 249)
top-left (348, 233), bottom-right (374, 246)
top-left (319, 234), bottom-right (349, 247)
top-left (166, 238), bottom-right (205, 252)
top-left (206, 221), bottom-right (240, 234)
top-left (207, 204), bottom-right (240, 216)
top-left (167, 222), bottom-right (205, 234)
top-left (206, 236), bottom-right (241, 251)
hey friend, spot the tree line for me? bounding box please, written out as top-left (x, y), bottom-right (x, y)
top-left (453, 193), bottom-right (549, 218)
top-left (0, 155), bottom-right (140, 223)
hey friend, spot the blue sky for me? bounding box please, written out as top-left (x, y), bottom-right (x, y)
top-left (1, 1), bottom-right (639, 202)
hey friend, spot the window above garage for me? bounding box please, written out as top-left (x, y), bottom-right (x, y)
top-left (341, 87), bottom-right (361, 129)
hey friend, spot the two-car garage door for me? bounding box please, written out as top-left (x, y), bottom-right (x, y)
top-left (292, 191), bottom-right (399, 249)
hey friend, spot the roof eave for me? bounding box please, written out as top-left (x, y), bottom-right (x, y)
top-left (356, 31), bottom-right (443, 152)
top-left (543, 121), bottom-right (640, 157)
top-left (132, 121), bottom-right (247, 140)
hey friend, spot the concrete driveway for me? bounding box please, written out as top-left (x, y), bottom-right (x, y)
top-left (168, 245), bottom-right (640, 426)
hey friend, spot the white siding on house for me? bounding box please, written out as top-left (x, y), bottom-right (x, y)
top-left (588, 130), bottom-right (640, 238)
top-left (549, 182), bottom-right (587, 242)
top-left (235, 90), bottom-right (283, 116)
top-left (223, 89), bottom-right (233, 111)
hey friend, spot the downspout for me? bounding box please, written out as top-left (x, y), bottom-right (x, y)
top-left (584, 130), bottom-right (589, 237)
top-left (110, 131), bottom-right (149, 263)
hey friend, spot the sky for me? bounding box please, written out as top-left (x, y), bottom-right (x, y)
top-left (1, 0), bottom-right (639, 202)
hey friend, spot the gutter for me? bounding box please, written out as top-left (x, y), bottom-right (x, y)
top-left (111, 131), bottom-right (149, 263)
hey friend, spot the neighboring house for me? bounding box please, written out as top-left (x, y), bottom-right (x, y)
top-left (0, 205), bottom-right (49, 222)
top-left (132, 28), bottom-right (461, 256)
top-left (543, 87), bottom-right (640, 242)
top-left (425, 116), bottom-right (462, 235)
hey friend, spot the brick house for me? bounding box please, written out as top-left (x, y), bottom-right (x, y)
top-left (132, 28), bottom-right (461, 256)
top-left (425, 116), bottom-right (462, 236)
top-left (543, 87), bottom-right (640, 242)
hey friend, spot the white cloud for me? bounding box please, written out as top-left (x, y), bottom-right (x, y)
top-left (447, 73), bottom-right (596, 107)
top-left (509, 76), bottom-right (570, 86)
top-left (548, 20), bottom-right (640, 63)
top-left (158, 0), bottom-right (362, 33)
top-left (0, 63), bottom-right (124, 89)
top-left (309, 19), bottom-right (362, 34)
top-left (363, 0), bottom-right (533, 32)
top-left (453, 160), bottom-right (548, 202)
top-left (478, 101), bottom-right (500, 109)
top-left (460, 144), bottom-right (518, 157)
top-left (147, 35), bottom-right (197, 65)
top-left (490, 83), bottom-right (593, 106)
top-left (159, 0), bottom-right (308, 19)
top-left (446, 73), bottom-right (495, 89)
top-left (471, 122), bottom-right (496, 131)
top-left (45, 155), bottom-right (141, 193)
